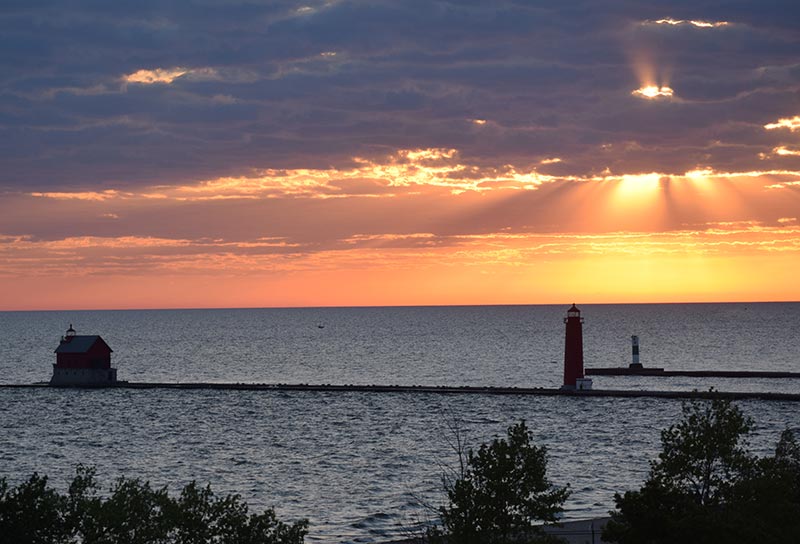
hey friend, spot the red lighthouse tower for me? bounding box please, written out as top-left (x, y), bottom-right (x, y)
top-left (563, 304), bottom-right (591, 390)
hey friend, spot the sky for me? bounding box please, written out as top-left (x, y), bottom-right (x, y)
top-left (1, 1), bottom-right (800, 310)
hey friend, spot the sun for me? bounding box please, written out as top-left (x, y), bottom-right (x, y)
top-left (632, 85), bottom-right (674, 99)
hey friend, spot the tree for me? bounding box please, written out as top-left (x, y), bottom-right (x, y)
top-left (89, 476), bottom-right (173, 544)
top-left (720, 429), bottom-right (800, 542)
top-left (0, 472), bottom-right (71, 544)
top-left (604, 397), bottom-right (800, 544)
top-left (431, 420), bottom-right (569, 544)
top-left (650, 396), bottom-right (754, 507)
top-left (0, 467), bottom-right (308, 544)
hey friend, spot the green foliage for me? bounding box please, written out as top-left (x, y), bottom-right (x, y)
top-left (432, 420), bottom-right (569, 544)
top-left (604, 397), bottom-right (800, 544)
top-left (720, 429), bottom-right (800, 542)
top-left (651, 397), bottom-right (754, 506)
top-left (0, 472), bottom-right (71, 544)
top-left (0, 467), bottom-right (308, 544)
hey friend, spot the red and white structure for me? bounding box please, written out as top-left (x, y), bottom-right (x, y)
top-left (52, 325), bottom-right (117, 385)
top-left (563, 304), bottom-right (592, 390)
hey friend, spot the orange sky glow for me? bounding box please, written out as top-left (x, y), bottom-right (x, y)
top-left (2, 149), bottom-right (799, 310)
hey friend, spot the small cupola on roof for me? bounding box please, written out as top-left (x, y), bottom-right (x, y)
top-left (52, 325), bottom-right (117, 386)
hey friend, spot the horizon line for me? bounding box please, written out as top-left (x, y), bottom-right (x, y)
top-left (2, 298), bottom-right (798, 313)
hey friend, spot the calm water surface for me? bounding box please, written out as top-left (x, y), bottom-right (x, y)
top-left (1, 303), bottom-right (799, 542)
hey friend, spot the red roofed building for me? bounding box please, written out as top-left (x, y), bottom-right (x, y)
top-left (51, 325), bottom-right (117, 385)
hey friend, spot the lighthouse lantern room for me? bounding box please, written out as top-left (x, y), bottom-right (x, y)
top-left (52, 325), bottom-right (117, 386)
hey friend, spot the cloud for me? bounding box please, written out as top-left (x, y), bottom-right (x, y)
top-left (30, 190), bottom-right (126, 201)
top-left (647, 18), bottom-right (730, 28)
top-left (765, 116), bottom-right (800, 131)
top-left (772, 146), bottom-right (800, 156)
top-left (0, 0), bottom-right (797, 191)
top-left (124, 68), bottom-right (189, 85)
top-left (6, 148), bottom-right (800, 255)
top-left (2, 223), bottom-right (798, 287)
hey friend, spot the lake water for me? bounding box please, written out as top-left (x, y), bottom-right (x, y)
top-left (1, 303), bottom-right (799, 542)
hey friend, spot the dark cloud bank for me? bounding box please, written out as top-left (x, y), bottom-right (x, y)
top-left (1, 0), bottom-right (800, 191)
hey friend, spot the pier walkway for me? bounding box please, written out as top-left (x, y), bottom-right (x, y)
top-left (586, 368), bottom-right (800, 378)
top-left (2, 382), bottom-right (800, 401)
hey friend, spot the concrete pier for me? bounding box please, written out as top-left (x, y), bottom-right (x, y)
top-left (586, 368), bottom-right (800, 378)
top-left (3, 382), bottom-right (800, 401)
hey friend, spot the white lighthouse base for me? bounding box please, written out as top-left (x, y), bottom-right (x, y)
top-left (575, 378), bottom-right (593, 390)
